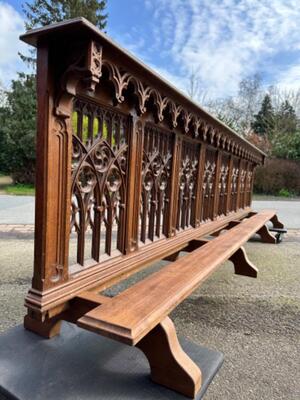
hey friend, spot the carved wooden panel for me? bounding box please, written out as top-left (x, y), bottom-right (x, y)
top-left (201, 148), bottom-right (217, 222)
top-left (70, 98), bottom-right (129, 267)
top-left (176, 140), bottom-right (200, 230)
top-left (217, 153), bottom-right (230, 217)
top-left (139, 124), bottom-right (173, 243)
top-left (229, 158), bottom-right (240, 212)
top-left (238, 161), bottom-right (247, 209)
top-left (245, 165), bottom-right (254, 207)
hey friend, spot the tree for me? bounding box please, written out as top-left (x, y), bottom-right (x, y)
top-left (251, 94), bottom-right (275, 138)
top-left (276, 100), bottom-right (297, 135)
top-left (0, 74), bottom-right (36, 183)
top-left (21, 0), bottom-right (108, 65)
top-left (2, 0), bottom-right (109, 183)
top-left (237, 73), bottom-right (262, 135)
top-left (204, 74), bottom-right (263, 136)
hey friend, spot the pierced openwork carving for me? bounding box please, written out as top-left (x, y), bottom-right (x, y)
top-left (139, 124), bottom-right (173, 243)
top-left (103, 61), bottom-right (132, 103)
top-left (86, 41), bottom-right (102, 92)
top-left (218, 154), bottom-right (230, 216)
top-left (238, 165), bottom-right (247, 209)
top-left (70, 98), bottom-right (128, 267)
top-left (245, 168), bottom-right (253, 207)
top-left (176, 141), bottom-right (200, 230)
top-left (201, 149), bottom-right (217, 222)
top-left (229, 158), bottom-right (240, 212)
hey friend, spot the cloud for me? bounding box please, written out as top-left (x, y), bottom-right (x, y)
top-left (144, 0), bottom-right (300, 99)
top-left (277, 63), bottom-right (300, 91)
top-left (0, 2), bottom-right (28, 87)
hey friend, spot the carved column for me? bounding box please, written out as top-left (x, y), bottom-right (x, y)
top-left (213, 151), bottom-right (222, 219)
top-left (194, 143), bottom-right (206, 226)
top-left (32, 45), bottom-right (72, 292)
top-left (226, 156), bottom-right (234, 214)
top-left (125, 116), bottom-right (144, 252)
top-left (168, 135), bottom-right (182, 237)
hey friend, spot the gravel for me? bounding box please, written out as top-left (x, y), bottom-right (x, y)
top-left (0, 228), bottom-right (299, 400)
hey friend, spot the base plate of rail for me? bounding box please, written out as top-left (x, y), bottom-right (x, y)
top-left (0, 322), bottom-right (223, 400)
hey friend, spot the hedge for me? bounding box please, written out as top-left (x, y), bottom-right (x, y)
top-left (254, 158), bottom-right (300, 196)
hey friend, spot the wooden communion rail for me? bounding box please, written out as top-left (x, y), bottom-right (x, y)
top-left (21, 18), bottom-right (284, 398)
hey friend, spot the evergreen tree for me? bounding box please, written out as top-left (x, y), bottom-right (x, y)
top-left (23, 0), bottom-right (107, 30)
top-left (21, 0), bottom-right (108, 65)
top-left (3, 0), bottom-right (109, 183)
top-left (251, 94), bottom-right (275, 137)
top-left (276, 100), bottom-right (297, 135)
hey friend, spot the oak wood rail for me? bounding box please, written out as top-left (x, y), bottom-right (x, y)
top-left (18, 17), bottom-right (285, 399)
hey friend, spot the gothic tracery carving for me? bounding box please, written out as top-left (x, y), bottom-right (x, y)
top-left (70, 98), bottom-right (128, 266)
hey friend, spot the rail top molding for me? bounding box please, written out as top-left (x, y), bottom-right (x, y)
top-left (21, 17), bottom-right (264, 164)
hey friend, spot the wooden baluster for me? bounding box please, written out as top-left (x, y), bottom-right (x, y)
top-left (213, 151), bottom-right (222, 219)
top-left (124, 117), bottom-right (144, 252)
top-left (168, 135), bottom-right (182, 237)
top-left (194, 143), bottom-right (206, 226)
top-left (226, 156), bottom-right (233, 214)
top-left (192, 143), bottom-right (206, 228)
top-left (235, 158), bottom-right (242, 212)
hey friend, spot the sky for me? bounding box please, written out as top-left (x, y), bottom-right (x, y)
top-left (1, 0), bottom-right (300, 100)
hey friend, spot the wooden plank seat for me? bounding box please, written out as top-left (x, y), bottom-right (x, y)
top-left (77, 210), bottom-right (282, 398)
top-left (211, 209), bottom-right (285, 243)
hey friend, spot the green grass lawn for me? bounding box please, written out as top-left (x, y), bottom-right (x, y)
top-left (5, 183), bottom-right (35, 196)
top-left (253, 193), bottom-right (300, 201)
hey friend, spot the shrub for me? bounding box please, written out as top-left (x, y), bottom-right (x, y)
top-left (278, 188), bottom-right (292, 198)
top-left (254, 158), bottom-right (300, 196)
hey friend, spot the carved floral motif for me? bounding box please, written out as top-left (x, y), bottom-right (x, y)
top-left (176, 141), bottom-right (199, 229)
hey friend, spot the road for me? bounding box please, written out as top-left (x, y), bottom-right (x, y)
top-left (0, 195), bottom-right (299, 228)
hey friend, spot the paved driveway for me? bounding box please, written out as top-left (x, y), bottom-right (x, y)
top-left (0, 195), bottom-right (299, 229)
top-left (252, 200), bottom-right (300, 229)
top-left (0, 196), bottom-right (35, 225)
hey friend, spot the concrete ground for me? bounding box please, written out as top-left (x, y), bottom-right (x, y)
top-left (0, 224), bottom-right (299, 400)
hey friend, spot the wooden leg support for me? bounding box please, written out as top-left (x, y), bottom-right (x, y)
top-left (229, 246), bottom-right (258, 278)
top-left (163, 251), bottom-right (181, 262)
top-left (24, 314), bottom-right (62, 338)
top-left (270, 214), bottom-right (284, 229)
top-left (256, 225), bottom-right (277, 244)
top-left (136, 316), bottom-right (202, 398)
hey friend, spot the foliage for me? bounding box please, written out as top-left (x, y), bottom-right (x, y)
top-left (254, 158), bottom-right (300, 196)
top-left (278, 188), bottom-right (292, 198)
top-left (0, 0), bottom-right (109, 184)
top-left (271, 129), bottom-right (300, 160)
top-left (0, 74), bottom-right (37, 183)
top-left (5, 183), bottom-right (35, 196)
top-left (205, 74), bottom-right (263, 136)
top-left (21, 0), bottom-right (108, 65)
top-left (251, 94), bottom-right (275, 138)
